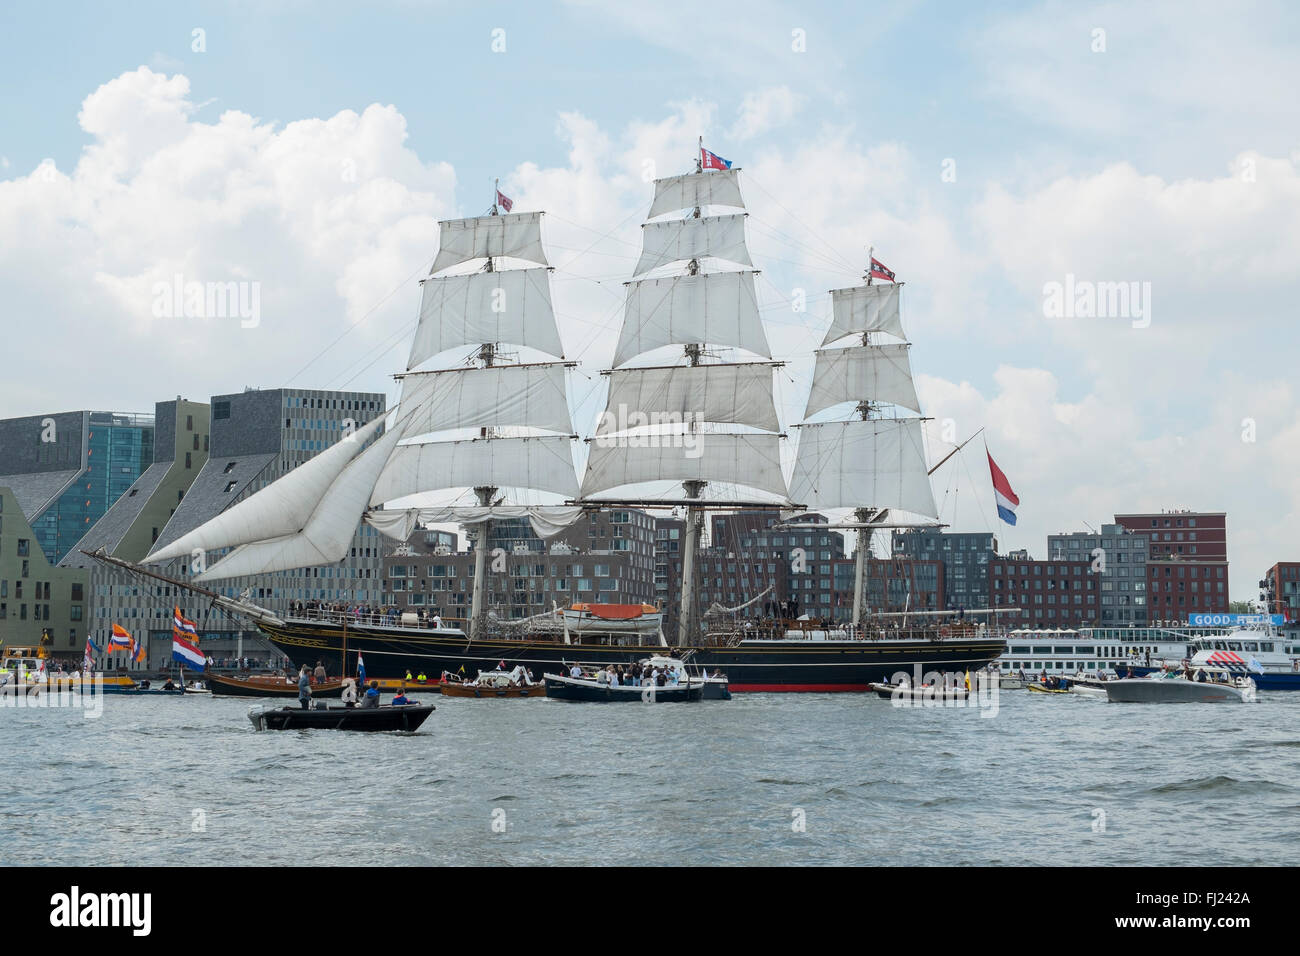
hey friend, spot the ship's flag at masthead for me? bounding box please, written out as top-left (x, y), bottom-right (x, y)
top-left (869, 256), bottom-right (896, 283)
top-left (987, 451), bottom-right (1020, 526)
top-left (700, 146), bottom-right (733, 170)
top-left (496, 189), bottom-right (513, 212)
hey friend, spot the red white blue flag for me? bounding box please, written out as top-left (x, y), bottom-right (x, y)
top-left (700, 147), bottom-right (733, 170)
top-left (987, 452), bottom-right (1019, 526)
top-left (496, 189), bottom-right (513, 212)
top-left (870, 256), bottom-right (896, 282)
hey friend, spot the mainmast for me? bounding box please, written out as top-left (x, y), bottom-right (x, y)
top-left (580, 141), bottom-right (785, 647)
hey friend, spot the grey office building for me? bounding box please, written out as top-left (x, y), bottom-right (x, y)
top-left (1046, 523), bottom-right (1150, 624)
top-left (66, 387), bottom-right (387, 666)
top-left (891, 530), bottom-right (998, 610)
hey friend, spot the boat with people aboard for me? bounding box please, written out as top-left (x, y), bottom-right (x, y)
top-left (544, 655), bottom-right (725, 702)
top-left (248, 700), bottom-right (435, 731)
top-left (1103, 665), bottom-right (1257, 703)
top-left (1121, 624), bottom-right (1300, 689)
top-left (439, 665), bottom-right (547, 698)
top-left (206, 671), bottom-right (348, 698)
top-left (867, 678), bottom-right (970, 702)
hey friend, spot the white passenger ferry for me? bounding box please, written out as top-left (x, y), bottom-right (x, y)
top-left (996, 625), bottom-right (1300, 677)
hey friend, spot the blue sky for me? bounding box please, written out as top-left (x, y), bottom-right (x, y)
top-left (2, 0), bottom-right (1298, 592)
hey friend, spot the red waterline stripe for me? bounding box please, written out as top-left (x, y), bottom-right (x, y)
top-left (729, 683), bottom-right (871, 693)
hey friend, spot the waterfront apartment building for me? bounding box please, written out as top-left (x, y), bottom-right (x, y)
top-left (1115, 510), bottom-right (1229, 622)
top-left (1264, 562), bottom-right (1300, 621)
top-left (380, 509), bottom-right (657, 622)
top-left (0, 409), bottom-right (155, 565)
top-left (891, 530), bottom-right (997, 611)
top-left (66, 387), bottom-right (387, 666)
top-left (989, 552), bottom-right (1097, 628)
top-left (0, 486), bottom-right (88, 656)
top-left (1047, 523), bottom-right (1149, 625)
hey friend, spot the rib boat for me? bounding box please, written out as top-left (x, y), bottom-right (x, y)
top-left (248, 702), bottom-right (435, 731)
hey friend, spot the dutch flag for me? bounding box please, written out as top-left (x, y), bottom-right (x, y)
top-left (987, 452), bottom-right (1020, 526)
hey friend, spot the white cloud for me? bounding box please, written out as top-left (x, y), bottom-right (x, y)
top-left (730, 86), bottom-right (804, 141)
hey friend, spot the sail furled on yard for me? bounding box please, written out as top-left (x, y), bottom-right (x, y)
top-left (612, 271), bottom-right (769, 367)
top-left (788, 418), bottom-right (937, 519)
top-left (408, 268), bottom-right (562, 367)
top-left (365, 505), bottom-right (583, 543)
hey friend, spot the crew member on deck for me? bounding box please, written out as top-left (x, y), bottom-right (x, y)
top-left (313, 661), bottom-right (327, 683)
top-left (361, 680), bottom-right (381, 708)
top-left (298, 666), bottom-right (311, 710)
top-left (392, 684), bottom-right (413, 705)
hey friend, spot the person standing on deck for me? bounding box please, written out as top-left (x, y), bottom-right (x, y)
top-left (298, 666), bottom-right (311, 710)
top-left (313, 661), bottom-right (326, 683)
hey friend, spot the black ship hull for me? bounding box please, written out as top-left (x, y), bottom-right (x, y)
top-left (249, 703), bottom-right (434, 732)
top-left (261, 619), bottom-right (1004, 692)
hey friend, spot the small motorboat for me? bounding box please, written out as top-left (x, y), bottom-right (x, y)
top-left (1026, 681), bottom-right (1071, 695)
top-left (1104, 667), bottom-right (1256, 704)
top-left (248, 701), bottom-right (435, 731)
top-left (1067, 675), bottom-right (1111, 699)
top-left (440, 666), bottom-right (546, 698)
top-left (867, 681), bottom-right (969, 701)
top-left (208, 672), bottom-right (347, 698)
top-left (544, 671), bottom-right (703, 702)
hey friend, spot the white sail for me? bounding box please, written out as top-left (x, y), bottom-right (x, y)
top-left (400, 363), bottom-right (574, 435)
top-left (195, 417), bottom-right (410, 581)
top-left (634, 214), bottom-right (751, 276)
top-left (580, 433), bottom-right (787, 498)
top-left (408, 268), bottom-right (562, 367)
top-left (613, 271), bottom-right (769, 367)
top-left (371, 435), bottom-right (578, 503)
top-left (430, 212), bottom-right (548, 274)
top-left (823, 283), bottom-right (905, 344)
top-left (596, 363), bottom-right (778, 434)
top-left (788, 418), bottom-right (937, 518)
top-left (145, 416), bottom-right (387, 564)
top-left (647, 168), bottom-right (744, 218)
top-left (365, 505), bottom-right (583, 542)
top-left (804, 344), bottom-right (921, 418)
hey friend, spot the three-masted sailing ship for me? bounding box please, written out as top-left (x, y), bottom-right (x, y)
top-left (95, 155), bottom-right (1006, 690)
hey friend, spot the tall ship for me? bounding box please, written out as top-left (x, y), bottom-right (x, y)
top-left (96, 151), bottom-right (1007, 690)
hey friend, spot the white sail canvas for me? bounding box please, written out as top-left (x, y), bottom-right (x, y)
top-left (823, 283), bottom-right (906, 344)
top-left (400, 363), bottom-right (574, 435)
top-left (580, 433), bottom-right (787, 499)
top-left (788, 418), bottom-right (937, 518)
top-left (597, 363), bottom-right (779, 434)
top-left (614, 271), bottom-right (769, 367)
top-left (430, 212), bottom-right (549, 273)
top-left (647, 169), bottom-right (744, 218)
top-left (634, 214), bottom-right (751, 276)
top-left (409, 268), bottom-right (562, 367)
top-left (371, 434), bottom-right (578, 503)
top-left (804, 344), bottom-right (920, 417)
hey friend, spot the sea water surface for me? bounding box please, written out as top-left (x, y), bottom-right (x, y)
top-left (3, 687), bottom-right (1298, 866)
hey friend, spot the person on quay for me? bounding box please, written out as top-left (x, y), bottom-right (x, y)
top-left (298, 666), bottom-right (312, 710)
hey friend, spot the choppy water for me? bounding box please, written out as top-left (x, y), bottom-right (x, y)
top-left (4, 688), bottom-right (1298, 866)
